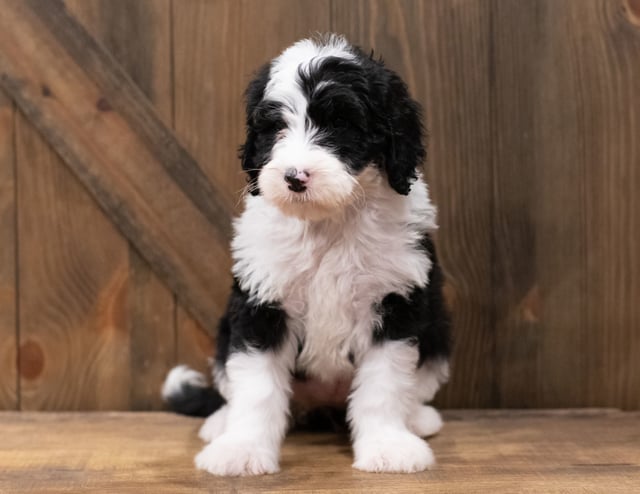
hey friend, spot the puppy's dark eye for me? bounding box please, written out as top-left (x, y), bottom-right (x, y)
top-left (253, 114), bottom-right (284, 133)
top-left (333, 116), bottom-right (353, 130)
top-left (329, 109), bottom-right (367, 134)
top-left (252, 102), bottom-right (286, 133)
top-left (310, 95), bottom-right (367, 134)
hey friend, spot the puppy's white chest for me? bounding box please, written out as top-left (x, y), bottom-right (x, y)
top-left (283, 236), bottom-right (395, 378)
top-left (232, 178), bottom-right (435, 379)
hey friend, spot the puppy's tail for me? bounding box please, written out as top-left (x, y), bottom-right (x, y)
top-left (161, 365), bottom-right (225, 417)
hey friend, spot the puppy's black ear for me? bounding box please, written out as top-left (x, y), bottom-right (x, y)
top-left (240, 63), bottom-right (271, 195)
top-left (381, 72), bottom-right (425, 195)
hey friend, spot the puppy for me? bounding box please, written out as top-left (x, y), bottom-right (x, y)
top-left (162, 34), bottom-right (451, 476)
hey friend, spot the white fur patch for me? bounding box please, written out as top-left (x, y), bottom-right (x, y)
top-left (233, 171), bottom-right (437, 380)
top-left (265, 34), bottom-right (354, 121)
top-left (161, 365), bottom-right (206, 402)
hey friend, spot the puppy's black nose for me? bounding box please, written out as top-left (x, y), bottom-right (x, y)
top-left (284, 167), bottom-right (309, 193)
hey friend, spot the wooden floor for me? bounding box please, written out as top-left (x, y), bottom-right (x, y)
top-left (0, 410), bottom-right (638, 493)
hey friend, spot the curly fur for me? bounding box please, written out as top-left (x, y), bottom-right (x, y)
top-left (163, 34), bottom-right (451, 476)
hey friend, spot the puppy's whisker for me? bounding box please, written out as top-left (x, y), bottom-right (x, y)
top-left (234, 186), bottom-right (251, 209)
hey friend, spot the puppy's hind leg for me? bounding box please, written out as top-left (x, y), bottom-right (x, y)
top-left (348, 341), bottom-right (435, 473)
top-left (408, 405), bottom-right (443, 438)
top-left (198, 405), bottom-right (229, 443)
top-left (407, 359), bottom-right (449, 438)
top-left (199, 364), bottom-right (231, 443)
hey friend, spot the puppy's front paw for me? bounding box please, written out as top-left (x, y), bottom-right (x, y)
top-left (353, 430), bottom-right (435, 473)
top-left (195, 434), bottom-right (279, 476)
top-left (198, 406), bottom-right (228, 442)
top-left (408, 405), bottom-right (443, 437)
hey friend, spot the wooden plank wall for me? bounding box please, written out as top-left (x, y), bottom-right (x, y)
top-left (0, 0), bottom-right (638, 410)
top-left (0, 90), bottom-right (16, 409)
top-left (65, 0), bottom-right (178, 410)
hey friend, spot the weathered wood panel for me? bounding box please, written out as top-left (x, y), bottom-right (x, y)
top-left (0, 0), bottom-right (232, 334)
top-left (575, 0), bottom-right (640, 409)
top-left (332, 0), bottom-right (495, 407)
top-left (490, 0), bottom-right (555, 408)
top-left (0, 0), bottom-right (638, 410)
top-left (490, 0), bottom-right (592, 408)
top-left (0, 90), bottom-right (17, 409)
top-left (490, 0), bottom-right (640, 409)
top-left (172, 0), bottom-right (332, 373)
top-left (15, 110), bottom-right (131, 410)
top-left (66, 0), bottom-right (176, 410)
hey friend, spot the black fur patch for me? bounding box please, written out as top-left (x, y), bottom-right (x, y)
top-left (374, 233), bottom-right (452, 365)
top-left (240, 63), bottom-right (285, 195)
top-left (216, 280), bottom-right (289, 365)
top-left (164, 381), bottom-right (225, 418)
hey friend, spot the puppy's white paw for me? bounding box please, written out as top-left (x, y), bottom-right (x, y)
top-left (408, 405), bottom-right (443, 437)
top-left (195, 434), bottom-right (279, 476)
top-left (198, 406), bottom-right (228, 443)
top-left (353, 430), bottom-right (435, 473)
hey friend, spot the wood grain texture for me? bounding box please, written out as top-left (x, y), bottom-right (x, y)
top-left (15, 110), bottom-right (131, 410)
top-left (172, 0), bottom-right (331, 372)
top-left (332, 0), bottom-right (495, 407)
top-left (0, 410), bottom-right (639, 493)
top-left (0, 0), bottom-right (638, 410)
top-left (574, 0), bottom-right (640, 409)
top-left (66, 0), bottom-right (176, 410)
top-left (491, 0), bottom-right (640, 409)
top-left (176, 308), bottom-right (215, 377)
top-left (0, 90), bottom-right (17, 409)
top-left (0, 0), bottom-right (232, 332)
top-left (490, 0), bottom-right (552, 407)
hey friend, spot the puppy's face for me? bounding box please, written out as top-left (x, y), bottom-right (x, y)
top-left (241, 36), bottom-right (425, 221)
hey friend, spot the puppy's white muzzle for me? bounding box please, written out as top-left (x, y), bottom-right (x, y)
top-left (258, 141), bottom-right (357, 221)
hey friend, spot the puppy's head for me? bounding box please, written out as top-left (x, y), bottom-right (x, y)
top-left (240, 35), bottom-right (425, 221)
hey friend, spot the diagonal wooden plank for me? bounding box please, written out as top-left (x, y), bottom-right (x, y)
top-left (0, 0), bottom-right (232, 332)
top-left (16, 110), bottom-right (132, 410)
top-left (27, 0), bottom-right (231, 235)
top-left (66, 0), bottom-right (176, 410)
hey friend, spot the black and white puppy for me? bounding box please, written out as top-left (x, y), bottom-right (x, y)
top-left (162, 34), bottom-right (451, 476)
